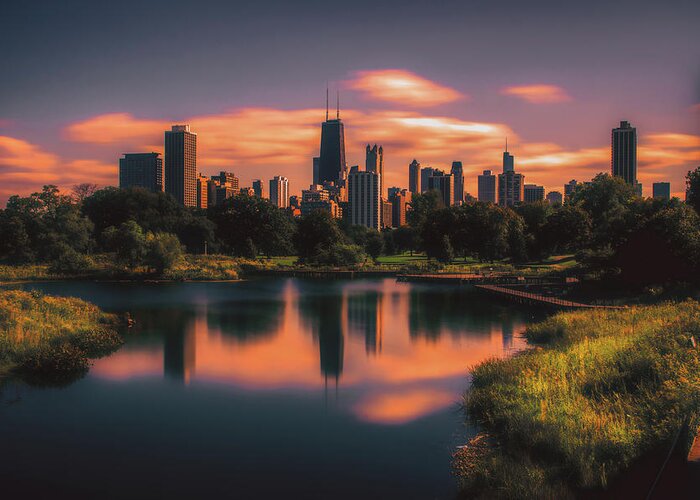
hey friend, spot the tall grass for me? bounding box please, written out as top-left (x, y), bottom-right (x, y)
top-left (0, 290), bottom-right (122, 381)
top-left (457, 301), bottom-right (700, 497)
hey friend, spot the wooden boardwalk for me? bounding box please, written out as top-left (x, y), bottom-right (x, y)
top-left (474, 284), bottom-right (624, 310)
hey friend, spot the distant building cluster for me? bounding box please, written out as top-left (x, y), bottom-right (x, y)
top-left (118, 111), bottom-right (671, 227)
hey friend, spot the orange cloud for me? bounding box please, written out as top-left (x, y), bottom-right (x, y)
top-left (501, 84), bottom-right (571, 104)
top-left (346, 69), bottom-right (465, 107)
top-left (66, 113), bottom-right (168, 145)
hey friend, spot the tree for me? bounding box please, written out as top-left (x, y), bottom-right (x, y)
top-left (515, 201), bottom-right (552, 260)
top-left (365, 230), bottom-right (384, 262)
top-left (406, 190), bottom-right (443, 233)
top-left (687, 166), bottom-right (700, 214)
top-left (145, 232), bottom-right (184, 274)
top-left (294, 210), bottom-right (345, 262)
top-left (382, 229), bottom-right (397, 255)
top-left (393, 225), bottom-right (418, 255)
top-left (71, 183), bottom-right (99, 204)
top-left (541, 204), bottom-right (592, 255)
top-left (209, 194), bottom-right (294, 256)
top-left (421, 207), bottom-right (457, 261)
top-left (102, 221), bottom-right (148, 268)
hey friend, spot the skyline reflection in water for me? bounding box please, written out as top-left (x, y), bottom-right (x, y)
top-left (2, 277), bottom-right (544, 499)
top-left (87, 278), bottom-right (532, 425)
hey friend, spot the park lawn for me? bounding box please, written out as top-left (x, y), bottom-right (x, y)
top-left (455, 301), bottom-right (700, 497)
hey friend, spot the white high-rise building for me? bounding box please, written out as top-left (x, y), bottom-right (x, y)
top-left (269, 176), bottom-right (289, 208)
top-left (348, 166), bottom-right (381, 230)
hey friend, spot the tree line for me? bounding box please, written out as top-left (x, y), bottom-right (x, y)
top-left (0, 167), bottom-right (698, 285)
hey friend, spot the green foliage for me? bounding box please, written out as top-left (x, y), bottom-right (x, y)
top-left (49, 244), bottom-right (95, 275)
top-left (461, 301), bottom-right (700, 497)
top-left (209, 194), bottom-right (294, 256)
top-left (102, 220), bottom-right (148, 268)
top-left (686, 166), bottom-right (700, 214)
top-left (0, 185), bottom-right (93, 263)
top-left (145, 232), bottom-right (184, 273)
top-left (364, 230), bottom-right (384, 262)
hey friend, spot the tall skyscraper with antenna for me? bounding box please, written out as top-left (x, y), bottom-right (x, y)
top-left (318, 88), bottom-right (346, 185)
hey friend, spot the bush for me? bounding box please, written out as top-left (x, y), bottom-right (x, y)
top-left (49, 245), bottom-right (94, 275)
top-left (145, 232), bottom-right (184, 274)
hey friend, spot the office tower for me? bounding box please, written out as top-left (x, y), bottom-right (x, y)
top-left (612, 120), bottom-right (637, 185)
top-left (269, 176), bottom-right (289, 208)
top-left (408, 159), bottom-right (421, 194)
top-left (381, 200), bottom-right (393, 228)
top-left (165, 125), bottom-right (197, 207)
top-left (119, 152), bottom-right (164, 192)
top-left (387, 186), bottom-right (401, 199)
top-left (312, 157), bottom-right (320, 185)
top-left (366, 144), bottom-right (384, 187)
top-left (420, 167), bottom-right (438, 193)
top-left (348, 166), bottom-right (381, 230)
top-left (478, 169), bottom-right (496, 203)
top-left (301, 198), bottom-right (342, 218)
top-left (196, 174), bottom-right (208, 209)
top-left (427, 172), bottom-right (454, 207)
top-left (546, 191), bottom-right (563, 205)
top-left (252, 179), bottom-right (265, 198)
top-left (390, 189), bottom-right (411, 227)
top-left (318, 92), bottom-right (346, 184)
top-left (564, 179), bottom-right (578, 201)
top-left (451, 161), bottom-right (465, 205)
top-left (503, 142), bottom-right (514, 173)
top-left (212, 171), bottom-right (239, 192)
top-left (498, 171), bottom-right (524, 207)
top-left (497, 146), bottom-right (524, 207)
top-left (652, 182), bottom-right (670, 200)
top-left (302, 184), bottom-right (330, 202)
top-left (524, 184), bottom-right (545, 203)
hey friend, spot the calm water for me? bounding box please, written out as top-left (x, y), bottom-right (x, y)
top-left (0, 278), bottom-right (541, 499)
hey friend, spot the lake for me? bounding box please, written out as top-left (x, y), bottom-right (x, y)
top-left (0, 278), bottom-right (543, 499)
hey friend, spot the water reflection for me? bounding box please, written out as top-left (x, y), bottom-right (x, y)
top-left (81, 278), bottom-right (535, 424)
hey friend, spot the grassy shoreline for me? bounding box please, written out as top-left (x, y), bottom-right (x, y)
top-left (0, 253), bottom-right (577, 283)
top-left (455, 301), bottom-right (700, 497)
top-left (0, 290), bottom-right (123, 382)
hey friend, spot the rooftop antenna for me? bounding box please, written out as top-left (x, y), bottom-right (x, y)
top-left (505, 137), bottom-right (508, 152)
top-left (325, 83), bottom-right (329, 121)
top-left (336, 89), bottom-right (340, 119)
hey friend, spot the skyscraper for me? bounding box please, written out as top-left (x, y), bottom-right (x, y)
top-left (119, 152), bottom-right (164, 192)
top-left (653, 182), bottom-right (671, 200)
top-left (420, 167), bottom-right (437, 193)
top-left (497, 147), bottom-right (523, 207)
top-left (318, 92), bottom-right (346, 185)
top-left (269, 176), bottom-right (289, 208)
top-left (523, 184), bottom-right (545, 203)
top-left (390, 189), bottom-right (411, 227)
top-left (427, 172), bottom-right (454, 207)
top-left (612, 120), bottom-right (637, 185)
top-left (366, 145), bottom-right (384, 182)
top-left (408, 159), bottom-right (421, 194)
top-left (564, 179), bottom-right (578, 201)
top-left (312, 157), bottom-right (320, 185)
top-left (252, 179), bottom-right (265, 198)
top-left (478, 170), bottom-right (496, 203)
top-left (546, 191), bottom-right (563, 205)
top-left (451, 161), bottom-right (464, 205)
top-left (348, 166), bottom-right (381, 230)
top-left (165, 125), bottom-right (197, 207)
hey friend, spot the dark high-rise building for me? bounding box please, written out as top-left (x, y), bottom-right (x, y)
top-left (408, 159), bottom-right (421, 194)
top-left (420, 167), bottom-right (438, 193)
top-left (564, 179), bottom-right (578, 201)
top-left (524, 184), bottom-right (545, 203)
top-left (252, 179), bottom-right (265, 198)
top-left (165, 125), bottom-right (197, 207)
top-left (119, 152), bottom-right (163, 192)
top-left (427, 172), bottom-right (454, 207)
top-left (546, 191), bottom-right (563, 205)
top-left (312, 157), bottom-right (320, 185)
top-left (366, 144), bottom-right (384, 191)
top-left (196, 174), bottom-right (208, 209)
top-left (451, 161), bottom-right (464, 205)
top-left (497, 147), bottom-right (523, 207)
top-left (653, 182), bottom-right (671, 200)
top-left (612, 120), bottom-right (637, 185)
top-left (503, 150), bottom-right (514, 173)
top-left (478, 169), bottom-right (496, 203)
top-left (318, 95), bottom-right (346, 185)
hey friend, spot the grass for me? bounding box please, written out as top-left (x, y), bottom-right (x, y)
top-left (455, 301), bottom-right (700, 498)
top-left (0, 290), bottom-right (123, 382)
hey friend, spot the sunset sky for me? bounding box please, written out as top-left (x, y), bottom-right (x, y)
top-left (1, 0), bottom-right (699, 203)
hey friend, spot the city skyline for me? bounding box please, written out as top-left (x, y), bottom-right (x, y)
top-left (1, 0), bottom-right (699, 203)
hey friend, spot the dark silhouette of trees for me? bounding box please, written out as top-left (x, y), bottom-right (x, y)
top-left (687, 166), bottom-right (700, 214)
